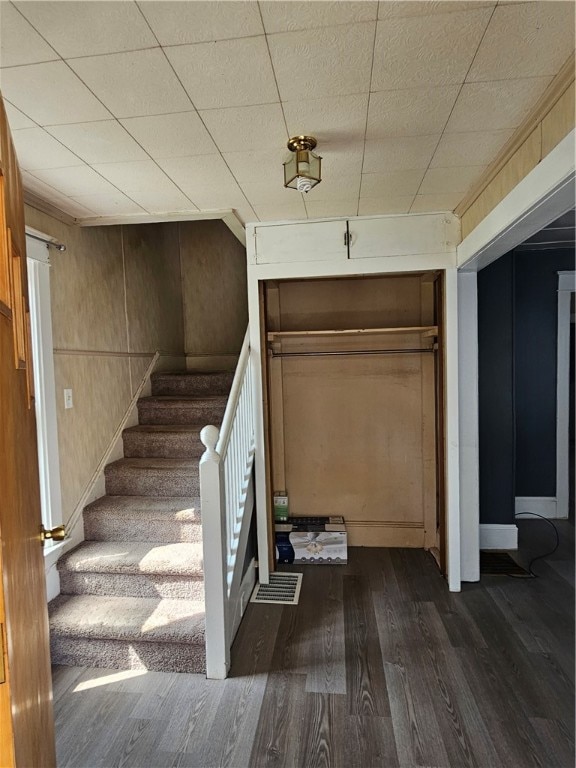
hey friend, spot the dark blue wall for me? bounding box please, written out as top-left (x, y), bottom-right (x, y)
top-left (478, 253), bottom-right (515, 525)
top-left (514, 249), bottom-right (575, 496)
top-left (478, 248), bottom-right (575, 524)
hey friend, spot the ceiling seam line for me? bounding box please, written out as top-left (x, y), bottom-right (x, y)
top-left (409, 4), bottom-right (498, 212)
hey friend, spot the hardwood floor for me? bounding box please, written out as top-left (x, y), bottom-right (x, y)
top-left (53, 522), bottom-right (574, 768)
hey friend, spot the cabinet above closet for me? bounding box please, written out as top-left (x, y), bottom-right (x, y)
top-left (249, 213), bottom-right (460, 266)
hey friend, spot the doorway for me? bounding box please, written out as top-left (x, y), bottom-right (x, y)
top-left (26, 232), bottom-right (64, 599)
top-left (260, 272), bottom-right (448, 570)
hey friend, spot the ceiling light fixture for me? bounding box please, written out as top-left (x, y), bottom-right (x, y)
top-left (283, 135), bottom-right (322, 193)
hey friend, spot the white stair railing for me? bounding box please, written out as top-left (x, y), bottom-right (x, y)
top-left (200, 328), bottom-right (255, 679)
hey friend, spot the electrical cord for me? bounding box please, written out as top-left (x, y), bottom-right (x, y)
top-left (511, 511), bottom-right (560, 578)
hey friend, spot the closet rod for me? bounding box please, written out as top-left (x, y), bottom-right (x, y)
top-left (270, 348), bottom-right (435, 359)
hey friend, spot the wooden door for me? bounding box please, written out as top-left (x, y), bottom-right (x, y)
top-left (0, 97), bottom-right (56, 767)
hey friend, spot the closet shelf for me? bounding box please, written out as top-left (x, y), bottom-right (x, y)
top-left (267, 325), bottom-right (438, 341)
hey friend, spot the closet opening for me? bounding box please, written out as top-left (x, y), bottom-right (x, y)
top-left (259, 271), bottom-right (448, 575)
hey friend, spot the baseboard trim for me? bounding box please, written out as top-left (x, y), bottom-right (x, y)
top-left (479, 524), bottom-right (518, 550)
top-left (515, 496), bottom-right (563, 520)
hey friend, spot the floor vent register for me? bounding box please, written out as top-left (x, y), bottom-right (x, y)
top-left (250, 572), bottom-right (303, 605)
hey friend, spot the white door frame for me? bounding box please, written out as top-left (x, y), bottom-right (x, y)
top-left (457, 130), bottom-right (575, 572)
top-left (556, 271), bottom-right (575, 520)
top-left (26, 234), bottom-right (63, 534)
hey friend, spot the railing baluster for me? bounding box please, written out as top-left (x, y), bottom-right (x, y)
top-left (200, 328), bottom-right (255, 680)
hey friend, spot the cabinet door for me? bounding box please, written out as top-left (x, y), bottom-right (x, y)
top-left (348, 215), bottom-right (458, 260)
top-left (254, 220), bottom-right (348, 264)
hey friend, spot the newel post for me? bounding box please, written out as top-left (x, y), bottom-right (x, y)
top-left (200, 425), bottom-right (230, 679)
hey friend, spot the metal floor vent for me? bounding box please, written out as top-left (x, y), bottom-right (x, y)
top-left (250, 572), bottom-right (303, 605)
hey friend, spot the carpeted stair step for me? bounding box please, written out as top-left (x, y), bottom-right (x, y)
top-left (105, 458), bottom-right (198, 497)
top-left (137, 395), bottom-right (227, 426)
top-left (58, 541), bottom-right (204, 600)
top-left (122, 424), bottom-right (205, 459)
top-left (83, 496), bottom-right (201, 543)
top-left (49, 594), bottom-right (205, 673)
top-left (152, 370), bottom-right (234, 398)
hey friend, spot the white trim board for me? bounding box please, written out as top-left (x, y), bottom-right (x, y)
top-left (557, 270), bottom-right (575, 521)
top-left (479, 524), bottom-right (518, 550)
top-left (457, 130), bottom-right (576, 272)
top-left (515, 497), bottom-right (562, 520)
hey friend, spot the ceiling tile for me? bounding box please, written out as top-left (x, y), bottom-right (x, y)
top-left (252, 200), bottom-right (307, 222)
top-left (283, 94), bottom-right (369, 147)
top-left (358, 196), bottom-right (414, 215)
top-left (23, 170), bottom-right (98, 217)
top-left (11, 127), bottom-right (84, 170)
top-left (29, 165), bottom-right (120, 197)
top-left (363, 136), bottom-right (439, 172)
top-left (70, 191), bottom-right (145, 216)
top-left (445, 77), bottom-right (552, 133)
top-left (91, 160), bottom-right (196, 213)
top-left (419, 165), bottom-right (486, 195)
top-left (410, 193), bottom-right (463, 213)
top-left (372, 8), bottom-right (492, 90)
top-left (22, 169), bottom-right (70, 199)
top-left (231, 202), bottom-right (258, 224)
top-left (68, 49), bottom-right (192, 118)
top-left (139, 1), bottom-right (264, 45)
top-left (200, 104), bottom-right (287, 152)
top-left (305, 149), bottom-right (363, 201)
top-left (361, 169), bottom-right (426, 197)
top-left (268, 23), bottom-right (374, 101)
top-left (430, 129), bottom-right (514, 169)
top-left (165, 37), bottom-right (278, 110)
top-left (4, 101), bottom-right (36, 130)
top-left (0, 2), bottom-right (59, 67)
top-left (120, 112), bottom-right (217, 159)
top-left (378, 1), bottom-right (495, 21)
top-left (305, 200), bottom-right (360, 218)
top-left (223, 149), bottom-right (282, 183)
top-left (14, 1), bottom-right (157, 58)
top-left (261, 1), bottom-right (377, 34)
top-left (157, 154), bottom-right (246, 209)
top-left (242, 179), bottom-right (305, 207)
top-left (0, 61), bottom-right (111, 125)
top-left (468, 2), bottom-right (576, 82)
top-left (367, 86), bottom-right (459, 139)
top-left (46, 121), bottom-right (148, 164)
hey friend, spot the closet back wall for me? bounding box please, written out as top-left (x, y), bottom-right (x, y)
top-left (265, 274), bottom-right (439, 548)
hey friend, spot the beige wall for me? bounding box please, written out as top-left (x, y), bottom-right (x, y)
top-left (460, 76), bottom-right (575, 238)
top-left (180, 219), bottom-right (248, 363)
top-left (24, 207), bottom-right (185, 525)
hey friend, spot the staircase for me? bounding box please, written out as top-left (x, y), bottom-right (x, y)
top-left (48, 370), bottom-right (233, 674)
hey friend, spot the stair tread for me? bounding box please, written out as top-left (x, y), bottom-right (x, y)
top-left (49, 594), bottom-right (205, 644)
top-left (123, 425), bottom-right (204, 434)
top-left (59, 541), bottom-right (203, 576)
top-left (106, 458), bottom-right (198, 471)
top-left (84, 495), bottom-right (200, 519)
top-left (152, 370), bottom-right (231, 377)
top-left (139, 395), bottom-right (228, 403)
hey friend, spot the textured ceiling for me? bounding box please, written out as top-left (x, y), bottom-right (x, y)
top-left (0, 0), bottom-right (574, 225)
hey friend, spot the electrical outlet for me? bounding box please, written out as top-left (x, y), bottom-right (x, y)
top-left (64, 388), bottom-right (73, 409)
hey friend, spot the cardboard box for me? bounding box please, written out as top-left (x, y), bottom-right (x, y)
top-left (275, 516), bottom-right (347, 564)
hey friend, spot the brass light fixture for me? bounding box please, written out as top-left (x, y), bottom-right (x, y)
top-left (283, 135), bottom-right (322, 193)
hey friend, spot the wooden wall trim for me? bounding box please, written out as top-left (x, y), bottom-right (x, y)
top-left (455, 53), bottom-right (575, 219)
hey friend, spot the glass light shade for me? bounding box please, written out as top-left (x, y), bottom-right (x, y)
top-left (283, 148), bottom-right (322, 191)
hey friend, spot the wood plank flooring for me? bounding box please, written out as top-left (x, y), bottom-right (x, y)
top-left (53, 521), bottom-right (574, 768)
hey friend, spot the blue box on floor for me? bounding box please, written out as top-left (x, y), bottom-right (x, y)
top-left (275, 516), bottom-right (347, 564)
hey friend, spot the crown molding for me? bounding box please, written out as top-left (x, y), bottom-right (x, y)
top-left (24, 190), bottom-right (76, 227)
top-left (22, 191), bottom-right (247, 246)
